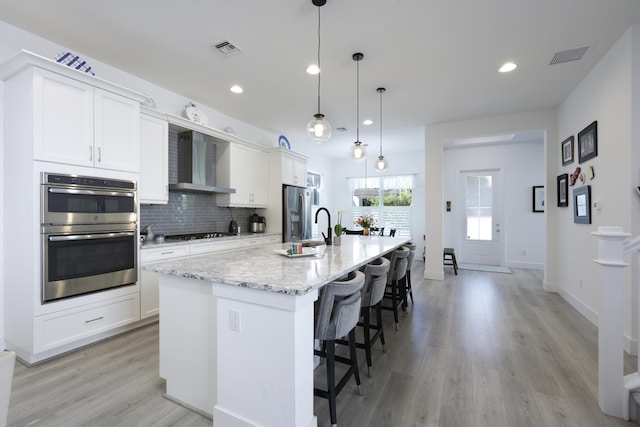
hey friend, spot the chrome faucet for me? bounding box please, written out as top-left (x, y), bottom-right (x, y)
top-left (315, 207), bottom-right (332, 245)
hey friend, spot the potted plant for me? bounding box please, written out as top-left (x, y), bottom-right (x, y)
top-left (334, 210), bottom-right (347, 245)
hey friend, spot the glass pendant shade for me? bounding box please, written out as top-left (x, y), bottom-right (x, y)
top-left (306, 113), bottom-right (332, 143)
top-left (375, 155), bottom-right (388, 172)
top-left (350, 141), bottom-right (366, 161)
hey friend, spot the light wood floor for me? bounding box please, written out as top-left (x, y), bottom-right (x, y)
top-left (7, 263), bottom-right (638, 426)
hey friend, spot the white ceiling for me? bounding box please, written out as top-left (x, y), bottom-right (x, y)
top-left (1, 0), bottom-right (640, 158)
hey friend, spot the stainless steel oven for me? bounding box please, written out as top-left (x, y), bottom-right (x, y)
top-left (42, 172), bottom-right (136, 226)
top-left (40, 173), bottom-right (138, 303)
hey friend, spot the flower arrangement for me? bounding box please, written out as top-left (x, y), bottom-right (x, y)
top-left (334, 209), bottom-right (347, 236)
top-left (354, 213), bottom-right (376, 229)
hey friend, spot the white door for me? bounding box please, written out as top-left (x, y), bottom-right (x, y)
top-left (459, 169), bottom-right (503, 265)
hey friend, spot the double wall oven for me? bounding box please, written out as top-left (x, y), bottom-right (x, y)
top-left (41, 173), bottom-right (138, 303)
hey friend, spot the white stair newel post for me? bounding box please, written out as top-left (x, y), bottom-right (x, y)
top-left (622, 235), bottom-right (640, 420)
top-left (593, 226), bottom-right (630, 418)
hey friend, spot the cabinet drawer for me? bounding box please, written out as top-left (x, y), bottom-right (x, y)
top-left (262, 235), bottom-right (281, 244)
top-left (141, 244), bottom-right (190, 261)
top-left (190, 239), bottom-right (240, 255)
top-left (34, 294), bottom-right (140, 352)
top-left (242, 237), bottom-right (265, 248)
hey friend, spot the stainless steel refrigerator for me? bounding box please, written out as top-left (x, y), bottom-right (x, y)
top-left (282, 185), bottom-right (312, 242)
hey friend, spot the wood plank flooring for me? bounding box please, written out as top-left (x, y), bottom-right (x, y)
top-left (7, 263), bottom-right (637, 426)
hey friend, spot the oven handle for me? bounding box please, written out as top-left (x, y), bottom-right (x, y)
top-left (48, 188), bottom-right (135, 198)
top-left (48, 231), bottom-right (135, 242)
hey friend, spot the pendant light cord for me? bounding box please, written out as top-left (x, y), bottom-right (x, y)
top-left (356, 58), bottom-right (360, 142)
top-left (316, 6), bottom-right (322, 114)
top-left (379, 90), bottom-right (383, 157)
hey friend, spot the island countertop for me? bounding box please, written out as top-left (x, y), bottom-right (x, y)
top-left (143, 235), bottom-right (410, 295)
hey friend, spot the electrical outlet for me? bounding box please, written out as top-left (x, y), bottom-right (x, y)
top-left (229, 309), bottom-right (242, 332)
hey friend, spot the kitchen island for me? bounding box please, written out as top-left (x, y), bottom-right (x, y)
top-left (144, 234), bottom-right (410, 427)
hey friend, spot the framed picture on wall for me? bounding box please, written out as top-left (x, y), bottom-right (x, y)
top-left (578, 121), bottom-right (598, 163)
top-left (533, 186), bottom-right (545, 212)
top-left (561, 136), bottom-right (574, 165)
top-left (557, 174), bottom-right (568, 207)
top-left (573, 185), bottom-right (591, 224)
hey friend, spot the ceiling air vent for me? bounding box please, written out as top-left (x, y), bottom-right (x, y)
top-left (549, 46), bottom-right (590, 65)
top-left (214, 40), bottom-right (242, 56)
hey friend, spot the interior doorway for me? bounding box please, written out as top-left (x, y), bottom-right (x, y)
top-left (458, 168), bottom-right (504, 266)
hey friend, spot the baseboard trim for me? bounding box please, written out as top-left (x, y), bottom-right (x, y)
top-left (557, 286), bottom-right (599, 326)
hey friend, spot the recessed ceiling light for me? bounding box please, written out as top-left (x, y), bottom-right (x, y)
top-left (230, 85), bottom-right (243, 94)
top-left (306, 64), bottom-right (320, 75)
top-left (499, 62), bottom-right (517, 73)
top-left (363, 119), bottom-right (373, 125)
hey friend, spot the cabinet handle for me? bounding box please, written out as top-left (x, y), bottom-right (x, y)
top-left (98, 147), bottom-right (102, 162)
top-left (160, 251), bottom-right (174, 255)
top-left (89, 146), bottom-right (93, 161)
top-left (85, 316), bottom-right (104, 323)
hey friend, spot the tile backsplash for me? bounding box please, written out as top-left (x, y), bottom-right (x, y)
top-left (140, 129), bottom-right (259, 236)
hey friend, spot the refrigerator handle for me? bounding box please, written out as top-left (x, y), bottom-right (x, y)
top-left (299, 192), bottom-right (306, 239)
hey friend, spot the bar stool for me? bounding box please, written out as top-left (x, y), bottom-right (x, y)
top-left (443, 247), bottom-right (458, 275)
top-left (381, 246), bottom-right (410, 330)
top-left (404, 243), bottom-right (416, 305)
top-left (314, 270), bottom-right (365, 427)
top-left (338, 257), bottom-right (391, 376)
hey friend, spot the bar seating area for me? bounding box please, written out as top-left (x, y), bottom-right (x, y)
top-left (315, 243), bottom-right (415, 424)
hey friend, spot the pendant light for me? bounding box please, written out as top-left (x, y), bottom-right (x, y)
top-left (349, 52), bottom-right (366, 161)
top-left (375, 87), bottom-right (389, 172)
top-left (353, 149), bottom-right (379, 198)
top-left (306, 0), bottom-right (332, 144)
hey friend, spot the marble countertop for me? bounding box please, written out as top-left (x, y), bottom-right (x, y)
top-left (143, 235), bottom-right (411, 295)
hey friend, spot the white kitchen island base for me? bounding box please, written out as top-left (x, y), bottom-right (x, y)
top-left (149, 236), bottom-right (410, 426)
top-left (159, 274), bottom-right (319, 426)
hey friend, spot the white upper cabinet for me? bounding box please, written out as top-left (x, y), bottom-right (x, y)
top-left (139, 111), bottom-right (169, 204)
top-left (19, 67), bottom-right (140, 172)
top-left (281, 150), bottom-right (308, 187)
top-left (93, 88), bottom-right (140, 172)
top-left (268, 148), bottom-right (308, 187)
top-left (216, 141), bottom-right (268, 207)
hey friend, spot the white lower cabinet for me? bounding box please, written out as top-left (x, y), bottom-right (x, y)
top-left (140, 244), bottom-right (190, 319)
top-left (33, 294), bottom-right (140, 353)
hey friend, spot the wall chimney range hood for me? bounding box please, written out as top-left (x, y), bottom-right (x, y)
top-left (169, 131), bottom-right (236, 194)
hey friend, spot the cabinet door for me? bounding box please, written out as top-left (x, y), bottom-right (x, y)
top-left (281, 153), bottom-right (307, 186)
top-left (139, 114), bottom-right (168, 204)
top-left (250, 148), bottom-right (268, 206)
top-left (228, 143), bottom-right (252, 205)
top-left (33, 69), bottom-right (94, 166)
top-left (94, 88), bottom-right (140, 172)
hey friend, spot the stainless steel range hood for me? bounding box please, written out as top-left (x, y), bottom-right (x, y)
top-left (169, 131), bottom-right (236, 194)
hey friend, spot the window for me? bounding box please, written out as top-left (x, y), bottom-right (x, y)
top-left (346, 175), bottom-right (413, 236)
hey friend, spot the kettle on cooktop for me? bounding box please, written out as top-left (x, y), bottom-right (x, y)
top-left (228, 219), bottom-right (238, 234)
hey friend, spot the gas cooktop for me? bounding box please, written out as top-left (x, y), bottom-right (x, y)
top-left (164, 232), bottom-right (237, 241)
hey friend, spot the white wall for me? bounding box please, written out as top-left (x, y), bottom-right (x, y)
top-left (556, 26), bottom-right (637, 352)
top-left (443, 140), bottom-right (545, 269)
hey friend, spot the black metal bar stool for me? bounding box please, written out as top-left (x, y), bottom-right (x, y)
top-left (338, 257), bottom-right (391, 376)
top-left (381, 246), bottom-right (410, 330)
top-left (443, 247), bottom-right (458, 275)
top-left (314, 270), bottom-right (365, 427)
top-left (404, 243), bottom-right (416, 305)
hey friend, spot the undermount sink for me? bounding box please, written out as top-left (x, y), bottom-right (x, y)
top-left (301, 240), bottom-right (326, 247)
